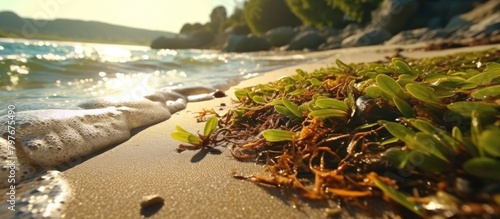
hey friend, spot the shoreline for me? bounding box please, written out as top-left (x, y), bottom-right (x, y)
top-left (58, 43), bottom-right (500, 218)
top-left (3, 43), bottom-right (500, 218)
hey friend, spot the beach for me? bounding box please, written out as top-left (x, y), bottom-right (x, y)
top-left (55, 43), bottom-right (497, 218)
top-left (1, 43), bottom-right (498, 219)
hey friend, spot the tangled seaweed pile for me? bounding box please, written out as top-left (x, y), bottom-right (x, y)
top-left (172, 49), bottom-right (500, 217)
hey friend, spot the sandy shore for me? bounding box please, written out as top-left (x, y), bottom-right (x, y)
top-left (57, 43), bottom-right (499, 219)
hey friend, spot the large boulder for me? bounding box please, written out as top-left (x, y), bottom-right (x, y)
top-left (406, 0), bottom-right (476, 30)
top-left (341, 28), bottom-right (393, 47)
top-left (150, 31), bottom-right (215, 50)
top-left (446, 0), bottom-right (500, 29)
top-left (150, 36), bottom-right (193, 49)
top-left (285, 30), bottom-right (325, 51)
top-left (467, 13), bottom-right (500, 38)
top-left (222, 34), bottom-right (270, 53)
top-left (265, 26), bottom-right (296, 47)
top-left (370, 0), bottom-right (420, 34)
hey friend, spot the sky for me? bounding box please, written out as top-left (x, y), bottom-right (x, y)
top-left (0, 0), bottom-right (244, 33)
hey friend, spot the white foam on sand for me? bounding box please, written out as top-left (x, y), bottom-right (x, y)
top-left (0, 170), bottom-right (70, 219)
top-left (0, 87), bottom-right (214, 186)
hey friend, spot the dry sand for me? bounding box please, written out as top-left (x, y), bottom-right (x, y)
top-left (59, 43), bottom-right (499, 219)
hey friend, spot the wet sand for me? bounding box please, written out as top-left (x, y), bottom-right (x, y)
top-left (61, 43), bottom-right (500, 218)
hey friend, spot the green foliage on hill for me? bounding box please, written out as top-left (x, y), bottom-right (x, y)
top-left (286, 0), bottom-right (345, 28)
top-left (0, 11), bottom-right (175, 45)
top-left (326, 0), bottom-right (382, 23)
top-left (243, 0), bottom-right (301, 34)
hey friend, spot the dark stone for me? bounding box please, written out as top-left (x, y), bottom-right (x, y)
top-left (385, 27), bottom-right (428, 45)
top-left (342, 28), bottom-right (393, 47)
top-left (265, 26), bottom-right (296, 47)
top-left (150, 36), bottom-right (192, 49)
top-left (222, 34), bottom-right (270, 53)
top-left (286, 30), bottom-right (325, 51)
top-left (446, 0), bottom-right (500, 29)
top-left (467, 13), bottom-right (500, 38)
top-left (319, 27), bottom-right (342, 38)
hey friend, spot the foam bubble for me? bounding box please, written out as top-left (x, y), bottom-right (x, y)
top-left (0, 170), bottom-right (70, 219)
top-left (0, 138), bottom-right (39, 188)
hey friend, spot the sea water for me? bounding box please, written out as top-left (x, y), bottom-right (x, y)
top-left (0, 38), bottom-right (330, 181)
top-left (0, 38), bottom-right (331, 217)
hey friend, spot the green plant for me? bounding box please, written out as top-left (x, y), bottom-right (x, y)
top-left (171, 116), bottom-right (219, 152)
top-left (243, 0), bottom-right (302, 34)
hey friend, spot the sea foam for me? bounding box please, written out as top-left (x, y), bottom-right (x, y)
top-left (0, 89), bottom-right (195, 187)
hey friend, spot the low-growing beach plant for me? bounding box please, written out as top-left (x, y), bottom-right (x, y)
top-left (171, 49), bottom-right (500, 217)
top-left (171, 116), bottom-right (220, 152)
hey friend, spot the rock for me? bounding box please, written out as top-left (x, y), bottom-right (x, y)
top-left (140, 195), bottom-right (165, 217)
top-left (286, 30), bottom-right (325, 51)
top-left (341, 28), bottom-right (393, 47)
top-left (150, 34), bottom-right (207, 50)
top-left (468, 13), bottom-right (500, 37)
top-left (265, 26), bottom-right (296, 47)
top-left (319, 27), bottom-right (342, 38)
top-left (140, 195), bottom-right (165, 208)
top-left (222, 34), bottom-right (270, 53)
top-left (385, 27), bottom-right (429, 45)
top-left (406, 0), bottom-right (476, 30)
top-left (427, 17), bottom-right (444, 29)
top-left (446, 0), bottom-right (500, 29)
top-left (419, 28), bottom-right (457, 42)
top-left (370, 0), bottom-right (420, 34)
top-left (385, 27), bottom-right (428, 45)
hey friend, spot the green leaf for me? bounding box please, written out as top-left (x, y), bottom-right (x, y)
top-left (405, 83), bottom-right (441, 105)
top-left (252, 96), bottom-right (266, 105)
top-left (176, 125), bottom-right (190, 133)
top-left (408, 119), bottom-right (459, 152)
top-left (171, 131), bottom-right (201, 145)
top-left (410, 133), bottom-right (449, 162)
top-left (480, 128), bottom-right (500, 157)
top-left (409, 151), bottom-right (448, 173)
top-left (381, 137), bottom-right (399, 146)
top-left (274, 105), bottom-right (296, 118)
top-left (376, 74), bottom-right (408, 100)
top-left (373, 177), bottom-right (423, 216)
top-left (315, 98), bottom-right (348, 111)
top-left (393, 59), bottom-right (414, 75)
top-left (204, 116), bottom-right (218, 137)
top-left (336, 59), bottom-right (352, 71)
top-left (466, 63), bottom-right (500, 86)
top-left (262, 129), bottom-right (296, 142)
top-left (383, 147), bottom-right (411, 169)
top-left (472, 85), bottom-right (500, 99)
top-left (393, 97), bottom-right (415, 118)
top-left (308, 109), bottom-right (347, 119)
top-left (463, 157), bottom-right (500, 181)
top-left (381, 121), bottom-right (415, 142)
top-left (234, 89), bottom-right (248, 100)
top-left (309, 78), bottom-right (322, 86)
top-left (267, 99), bottom-right (283, 106)
top-left (282, 98), bottom-right (303, 118)
top-left (365, 86), bottom-right (389, 99)
top-left (447, 102), bottom-right (498, 118)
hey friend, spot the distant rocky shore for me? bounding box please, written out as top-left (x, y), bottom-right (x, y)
top-left (151, 0), bottom-right (500, 52)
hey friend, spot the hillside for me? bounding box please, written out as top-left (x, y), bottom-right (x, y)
top-left (0, 11), bottom-right (176, 45)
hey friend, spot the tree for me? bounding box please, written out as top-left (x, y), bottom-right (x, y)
top-left (210, 6), bottom-right (227, 34)
top-left (286, 0), bottom-right (345, 28)
top-left (243, 0), bottom-right (302, 34)
top-left (326, 0), bottom-right (382, 24)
